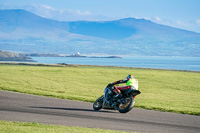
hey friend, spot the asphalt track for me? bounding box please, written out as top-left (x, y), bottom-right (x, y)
top-left (0, 90), bottom-right (200, 133)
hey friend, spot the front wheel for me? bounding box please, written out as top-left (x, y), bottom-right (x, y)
top-left (118, 96), bottom-right (135, 113)
top-left (93, 95), bottom-right (104, 110)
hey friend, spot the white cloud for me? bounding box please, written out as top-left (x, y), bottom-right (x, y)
top-left (76, 10), bottom-right (91, 16)
top-left (24, 4), bottom-right (110, 21)
top-left (30, 4), bottom-right (56, 18)
top-left (149, 17), bottom-right (162, 23)
top-left (149, 17), bottom-right (200, 33)
top-left (176, 20), bottom-right (189, 27)
top-left (196, 19), bottom-right (200, 27)
top-left (154, 17), bottom-right (162, 22)
top-left (33, 5), bottom-right (92, 21)
top-left (40, 5), bottom-right (55, 10)
top-left (0, 4), bottom-right (95, 21)
top-left (175, 20), bottom-right (200, 33)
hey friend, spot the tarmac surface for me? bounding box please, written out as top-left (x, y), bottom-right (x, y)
top-left (0, 90), bottom-right (200, 133)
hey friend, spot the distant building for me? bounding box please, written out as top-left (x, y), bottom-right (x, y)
top-left (67, 52), bottom-right (86, 57)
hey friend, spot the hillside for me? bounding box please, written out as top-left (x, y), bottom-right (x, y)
top-left (0, 9), bottom-right (200, 56)
top-left (0, 51), bottom-right (33, 61)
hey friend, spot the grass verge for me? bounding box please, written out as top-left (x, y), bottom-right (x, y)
top-left (0, 121), bottom-right (132, 133)
top-left (0, 63), bottom-right (200, 115)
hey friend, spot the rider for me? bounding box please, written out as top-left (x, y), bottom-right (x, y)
top-left (107, 74), bottom-right (137, 99)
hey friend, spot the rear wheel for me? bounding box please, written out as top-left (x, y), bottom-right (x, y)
top-left (118, 96), bottom-right (135, 113)
top-left (93, 95), bottom-right (104, 110)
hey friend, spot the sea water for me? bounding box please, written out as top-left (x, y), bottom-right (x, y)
top-left (30, 56), bottom-right (200, 71)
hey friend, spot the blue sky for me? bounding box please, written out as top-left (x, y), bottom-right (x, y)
top-left (1, 0), bottom-right (200, 33)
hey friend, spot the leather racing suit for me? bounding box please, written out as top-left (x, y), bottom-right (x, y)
top-left (107, 78), bottom-right (136, 97)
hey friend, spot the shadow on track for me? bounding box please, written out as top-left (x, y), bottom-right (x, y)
top-left (28, 106), bottom-right (117, 113)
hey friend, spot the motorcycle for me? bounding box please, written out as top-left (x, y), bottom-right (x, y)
top-left (93, 80), bottom-right (141, 113)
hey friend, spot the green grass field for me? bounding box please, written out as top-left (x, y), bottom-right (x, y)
top-left (0, 121), bottom-right (131, 133)
top-left (0, 64), bottom-right (200, 115)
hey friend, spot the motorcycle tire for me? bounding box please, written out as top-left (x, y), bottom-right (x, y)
top-left (93, 95), bottom-right (104, 110)
top-left (117, 96), bottom-right (135, 113)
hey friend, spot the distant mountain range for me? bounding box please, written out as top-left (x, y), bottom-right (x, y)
top-left (0, 9), bottom-right (200, 56)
